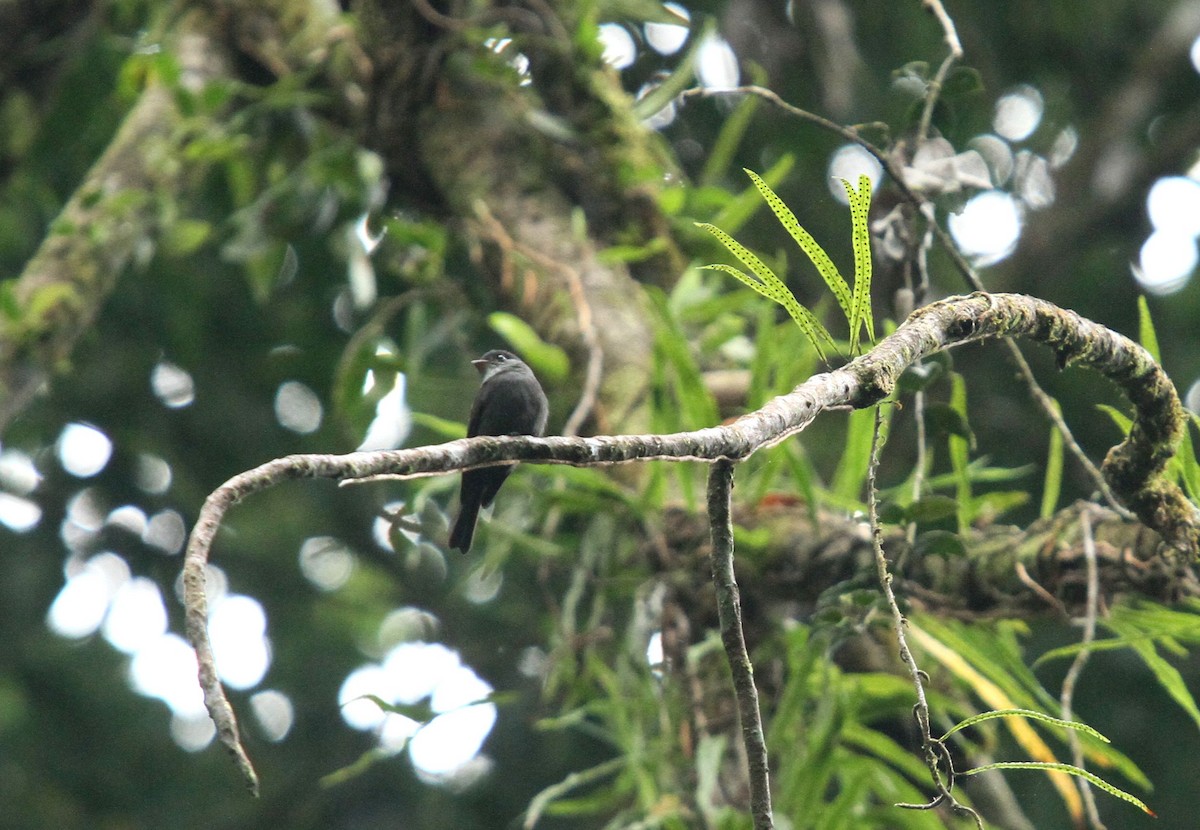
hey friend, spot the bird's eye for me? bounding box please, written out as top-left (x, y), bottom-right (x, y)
top-left (496, 353), bottom-right (508, 361)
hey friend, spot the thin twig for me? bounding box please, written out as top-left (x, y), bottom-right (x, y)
top-left (1061, 506), bottom-right (1107, 829)
top-left (917, 0), bottom-right (965, 140)
top-left (867, 407), bottom-right (985, 828)
top-left (706, 459), bottom-right (773, 830)
top-left (680, 84), bottom-right (899, 185)
top-left (907, 215), bottom-right (937, 545)
top-left (1014, 561), bottom-right (1068, 615)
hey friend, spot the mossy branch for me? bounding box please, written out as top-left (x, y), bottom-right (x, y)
top-left (183, 292), bottom-right (1199, 793)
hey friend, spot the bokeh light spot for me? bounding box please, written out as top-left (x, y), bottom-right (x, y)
top-left (103, 577), bottom-right (168, 654)
top-left (827, 144), bottom-right (883, 203)
top-left (151, 361), bottom-right (195, 408)
top-left (598, 24), bottom-right (636, 69)
top-left (299, 536), bottom-right (355, 591)
top-left (1147, 176), bottom-right (1200, 236)
top-left (0, 493), bottom-right (40, 532)
top-left (251, 689), bottom-right (295, 742)
top-left (130, 633), bottom-right (206, 718)
top-left (948, 190), bottom-right (1022, 264)
top-left (1136, 231), bottom-right (1197, 295)
top-left (275, 380), bottom-right (323, 434)
top-left (993, 85), bottom-right (1044, 141)
top-left (144, 509), bottom-right (187, 554)
top-left (645, 4), bottom-right (689, 55)
top-left (47, 552), bottom-right (129, 639)
top-left (57, 423), bottom-right (112, 478)
top-left (135, 453), bottom-right (172, 494)
top-left (209, 594), bottom-right (271, 690)
top-left (697, 35), bottom-right (739, 90)
top-left (0, 449), bottom-right (41, 494)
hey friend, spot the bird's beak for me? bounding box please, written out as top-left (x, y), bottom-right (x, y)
top-left (471, 359), bottom-right (489, 373)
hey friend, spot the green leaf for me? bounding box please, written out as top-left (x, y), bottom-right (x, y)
top-left (700, 259), bottom-right (835, 359)
top-left (1096, 403), bottom-right (1132, 435)
top-left (522, 757), bottom-right (625, 829)
top-left (320, 746), bottom-right (396, 788)
top-left (941, 65), bottom-right (985, 98)
top-left (906, 495), bottom-right (960, 523)
top-left (940, 708), bottom-right (1109, 743)
top-left (411, 411), bottom-right (469, 439)
top-left (631, 17), bottom-right (713, 121)
top-left (1177, 415), bottom-right (1200, 504)
top-left (840, 174), bottom-right (875, 353)
top-left (948, 372), bottom-right (972, 531)
top-left (1137, 295), bottom-right (1161, 362)
top-left (914, 530), bottom-right (967, 557)
top-left (1041, 399), bottom-right (1064, 519)
top-left (712, 154), bottom-right (795, 233)
top-left (923, 402), bottom-right (972, 440)
top-left (648, 316), bottom-right (717, 429)
top-left (1032, 637), bottom-right (1140, 667)
top-left (487, 312), bottom-right (570, 381)
top-left (970, 489), bottom-right (1030, 521)
top-left (161, 218), bottom-right (212, 256)
top-left (897, 359), bottom-right (946, 394)
top-left (961, 762), bottom-right (1154, 816)
top-left (1106, 611), bottom-right (1200, 732)
top-left (742, 169), bottom-right (853, 325)
top-left (701, 63), bottom-right (768, 188)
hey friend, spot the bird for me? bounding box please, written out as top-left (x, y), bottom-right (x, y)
top-left (449, 349), bottom-right (549, 553)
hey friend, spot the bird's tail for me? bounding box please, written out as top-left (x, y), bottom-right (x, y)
top-left (449, 502), bottom-right (479, 553)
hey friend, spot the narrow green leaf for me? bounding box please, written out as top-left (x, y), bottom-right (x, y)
top-left (631, 17), bottom-right (712, 122)
top-left (645, 287), bottom-right (719, 430)
top-left (1096, 403), bottom-right (1132, 435)
top-left (742, 169), bottom-right (853, 324)
top-left (700, 63), bottom-right (766, 187)
top-left (1177, 415), bottom-right (1200, 504)
top-left (1137, 295), bottom-right (1161, 362)
top-left (914, 530), bottom-right (967, 557)
top-left (320, 746), bottom-right (396, 788)
top-left (1032, 636), bottom-right (1141, 667)
top-left (522, 757), bottom-right (626, 829)
top-left (940, 708), bottom-right (1109, 743)
top-left (840, 175), bottom-right (875, 353)
top-left (1041, 399), bottom-right (1064, 519)
top-left (695, 222), bottom-right (782, 292)
top-left (1111, 622), bottom-right (1200, 732)
top-left (948, 373), bottom-right (972, 532)
top-left (962, 762), bottom-right (1154, 816)
top-left (906, 494), bottom-right (960, 523)
top-left (971, 489), bottom-right (1030, 521)
top-left (488, 312), bottom-right (570, 380)
top-left (702, 262), bottom-right (836, 361)
top-left (712, 154), bottom-right (795, 234)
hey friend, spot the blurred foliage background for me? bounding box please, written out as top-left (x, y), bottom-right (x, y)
top-left (2, 0), bottom-right (1200, 828)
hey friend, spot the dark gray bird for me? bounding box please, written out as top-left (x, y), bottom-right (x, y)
top-left (449, 349), bottom-right (549, 553)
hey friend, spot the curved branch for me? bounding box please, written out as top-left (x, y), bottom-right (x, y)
top-left (183, 292), bottom-right (1198, 791)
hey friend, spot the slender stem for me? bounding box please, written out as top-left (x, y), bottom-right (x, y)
top-left (917, 0), bottom-right (965, 140)
top-left (867, 407), bottom-right (984, 828)
top-left (1061, 506), bottom-right (1107, 829)
top-left (706, 458), bottom-right (773, 830)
